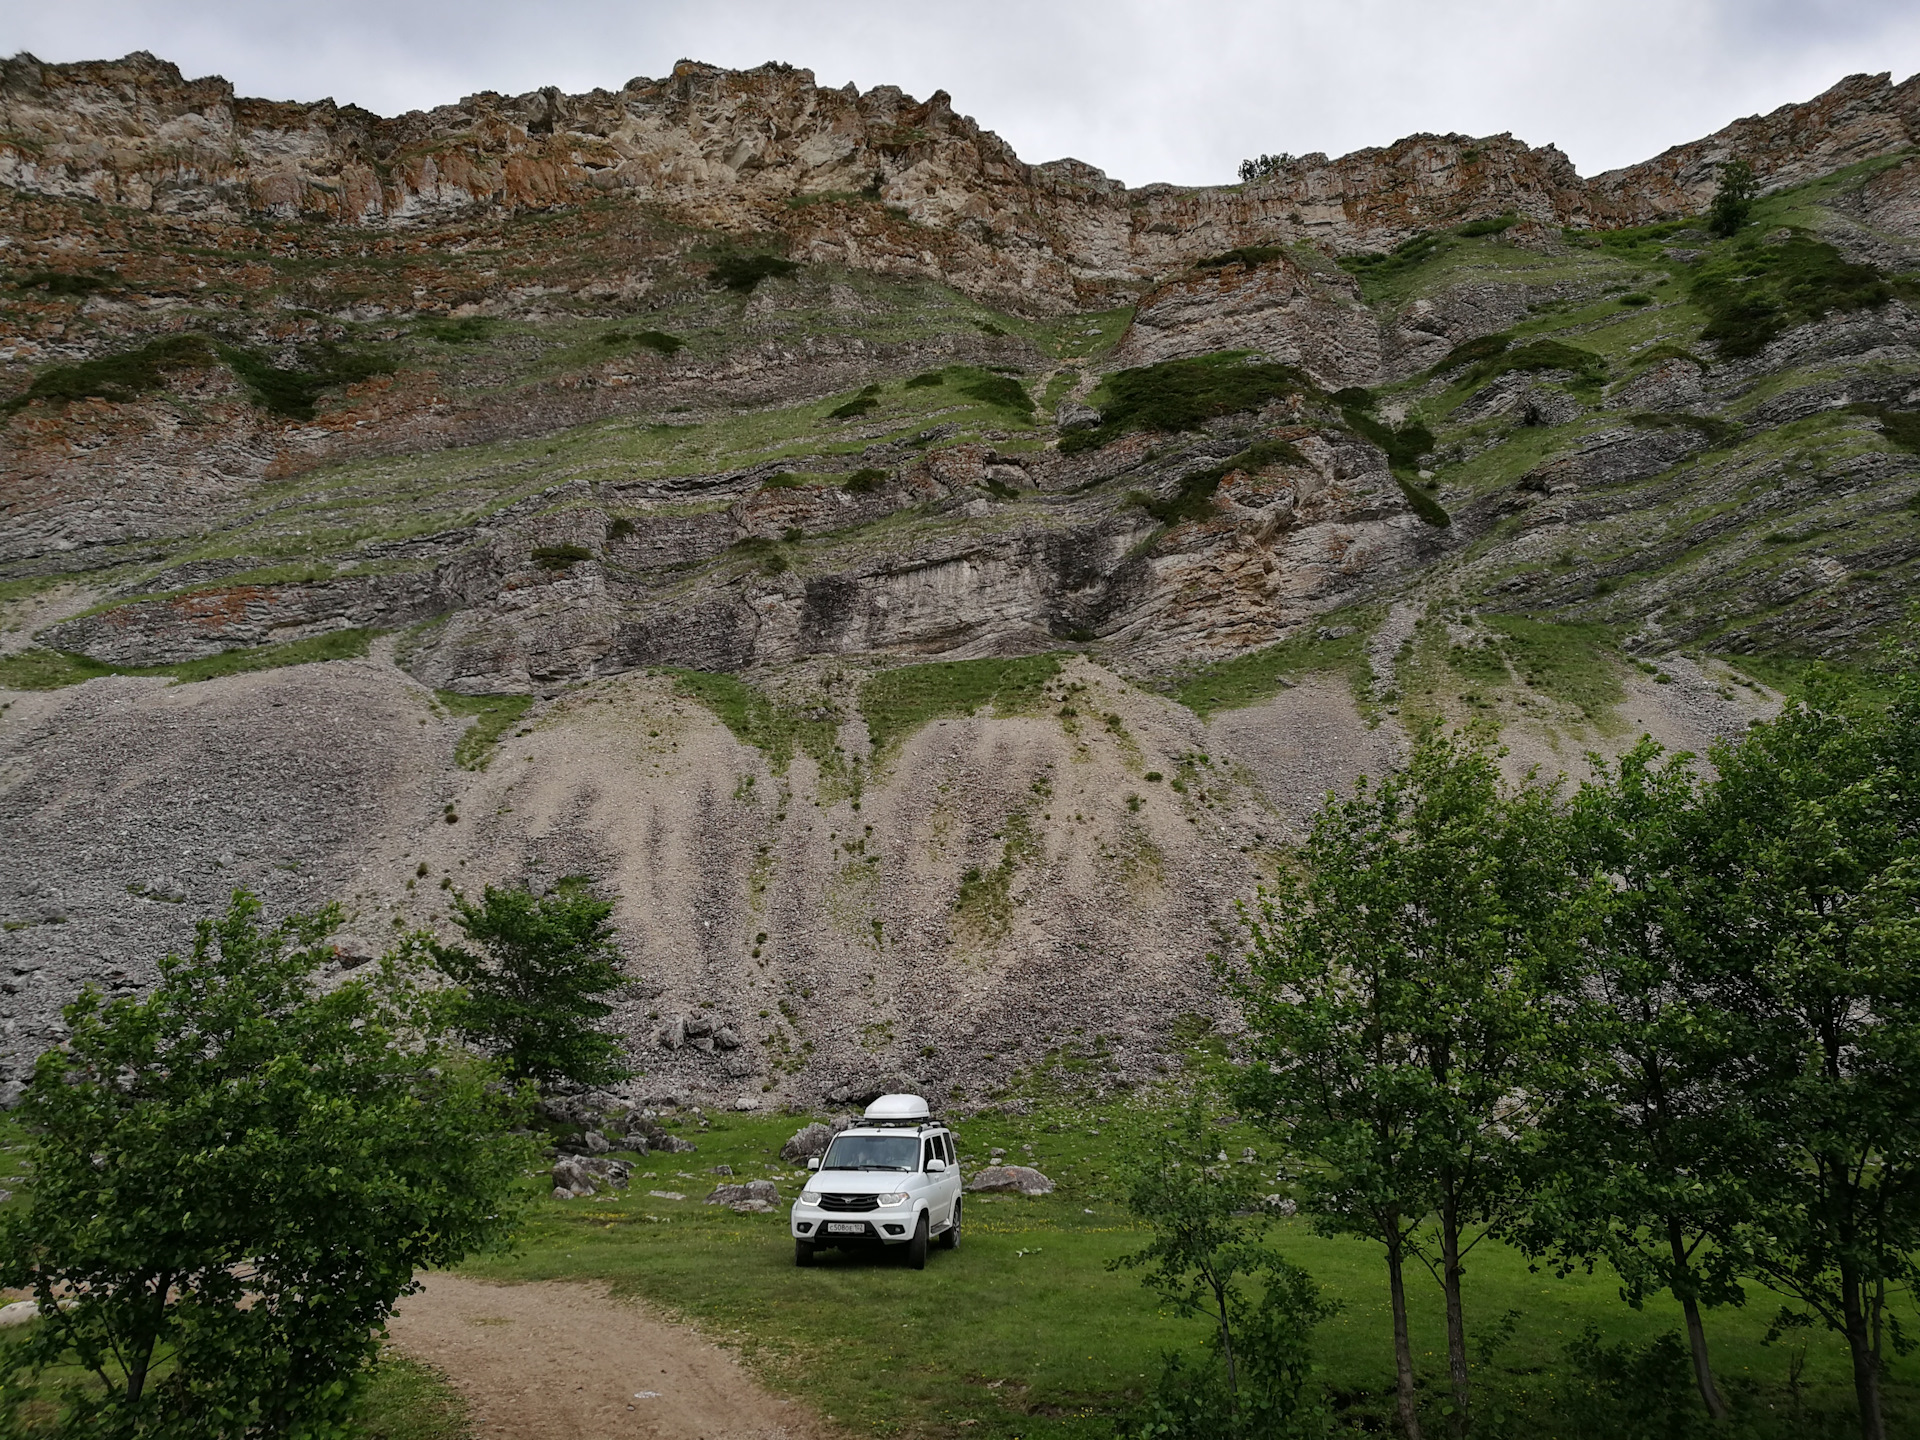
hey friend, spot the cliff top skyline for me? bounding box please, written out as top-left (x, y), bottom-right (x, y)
top-left (12, 0), bottom-right (1920, 187)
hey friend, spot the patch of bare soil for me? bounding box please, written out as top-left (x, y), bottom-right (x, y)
top-left (388, 1274), bottom-right (836, 1440)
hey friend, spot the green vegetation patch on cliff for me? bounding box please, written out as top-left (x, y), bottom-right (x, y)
top-left (669, 670), bottom-right (844, 780)
top-left (860, 654), bottom-right (1063, 757)
top-left (1061, 354), bottom-right (1315, 454)
top-left (5, 334), bottom-right (215, 412)
top-left (1691, 234), bottom-right (1899, 358)
top-left (438, 691), bottom-right (535, 770)
top-left (710, 254), bottom-right (801, 294)
top-left (1173, 607), bottom-right (1383, 718)
top-left (1127, 437), bottom-right (1307, 527)
top-left (0, 629), bottom-right (378, 691)
top-left (1479, 615), bottom-right (1625, 719)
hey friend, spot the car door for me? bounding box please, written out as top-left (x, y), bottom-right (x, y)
top-left (936, 1132), bottom-right (961, 1221)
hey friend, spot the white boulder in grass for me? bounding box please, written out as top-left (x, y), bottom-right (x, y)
top-left (964, 1164), bottom-right (1055, 1196)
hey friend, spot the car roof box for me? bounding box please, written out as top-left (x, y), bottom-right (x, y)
top-left (863, 1093), bottom-right (931, 1124)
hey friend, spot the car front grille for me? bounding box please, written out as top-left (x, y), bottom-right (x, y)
top-left (818, 1193), bottom-right (880, 1212)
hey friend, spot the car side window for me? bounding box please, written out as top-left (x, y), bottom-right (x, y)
top-left (922, 1138), bottom-right (939, 1170)
top-left (943, 1133), bottom-right (955, 1164)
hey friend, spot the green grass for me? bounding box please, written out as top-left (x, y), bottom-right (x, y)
top-left (4, 335), bottom-right (216, 412)
top-left (668, 670), bottom-right (850, 789)
top-left (438, 691), bottom-right (535, 770)
top-left (1062, 354), bottom-right (1316, 454)
top-left (0, 629), bottom-right (379, 691)
top-left (1465, 339), bottom-right (1608, 391)
top-left (355, 1355), bottom-right (471, 1440)
top-left (452, 1101), bottom-right (1899, 1440)
top-left (1480, 615), bottom-right (1626, 719)
top-left (860, 654), bottom-right (1064, 758)
top-left (1691, 234), bottom-right (1900, 358)
top-left (1172, 609), bottom-right (1383, 718)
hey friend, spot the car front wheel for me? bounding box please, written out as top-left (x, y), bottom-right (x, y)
top-left (906, 1213), bottom-right (928, 1270)
top-left (795, 1239), bottom-right (816, 1267)
top-left (939, 1200), bottom-right (960, 1250)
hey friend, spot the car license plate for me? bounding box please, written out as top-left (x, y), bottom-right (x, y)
top-left (826, 1222), bottom-right (866, 1234)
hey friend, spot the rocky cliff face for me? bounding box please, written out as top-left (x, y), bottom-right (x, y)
top-left (6, 53), bottom-right (1917, 311)
top-left (2, 53), bottom-right (1918, 1106)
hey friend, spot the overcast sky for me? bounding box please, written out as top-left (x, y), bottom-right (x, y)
top-left (9, 1), bottom-right (1919, 186)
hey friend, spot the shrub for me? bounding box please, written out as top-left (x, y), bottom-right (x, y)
top-left (1194, 246), bottom-right (1284, 270)
top-left (1061, 353), bottom-right (1315, 453)
top-left (1458, 212), bottom-right (1518, 237)
top-left (762, 472), bottom-right (808, 489)
top-left (974, 320), bottom-right (1008, 337)
top-left (607, 516), bottom-right (636, 540)
top-left (5, 334), bottom-right (215, 412)
top-left (904, 370), bottom-right (946, 389)
top-left (710, 253), bottom-right (800, 293)
top-left (531, 543), bottom-right (594, 568)
top-left (1692, 234), bottom-right (1895, 357)
top-left (1341, 406), bottom-right (1435, 471)
top-left (217, 341), bottom-right (398, 420)
top-left (827, 384), bottom-right (881, 420)
top-left (1130, 437), bottom-right (1307, 527)
top-left (421, 880), bottom-right (633, 1089)
top-left (1845, 403), bottom-right (1920, 454)
top-left (1237, 153), bottom-right (1293, 182)
top-left (1337, 230), bottom-right (1447, 287)
top-left (957, 370), bottom-right (1033, 415)
top-left (1467, 338), bottom-right (1608, 389)
top-left (12, 269), bottom-right (116, 296)
top-left (0, 893), bottom-right (529, 1436)
top-left (1706, 158), bottom-right (1758, 239)
top-left (1618, 291), bottom-right (1654, 306)
top-left (843, 468), bottom-right (890, 493)
top-left (1429, 331), bottom-right (1513, 375)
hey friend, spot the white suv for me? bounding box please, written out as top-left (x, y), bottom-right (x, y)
top-left (791, 1094), bottom-right (961, 1269)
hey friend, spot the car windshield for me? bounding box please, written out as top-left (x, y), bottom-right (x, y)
top-left (820, 1133), bottom-right (920, 1171)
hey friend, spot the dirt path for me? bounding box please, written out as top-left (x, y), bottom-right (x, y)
top-left (388, 1274), bottom-right (836, 1440)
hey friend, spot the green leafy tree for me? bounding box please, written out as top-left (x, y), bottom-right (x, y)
top-left (1707, 158), bottom-right (1758, 238)
top-left (1515, 741), bottom-right (1751, 1422)
top-left (1695, 671), bottom-right (1920, 1440)
top-left (422, 881), bottom-right (632, 1090)
top-left (1228, 727), bottom-right (1564, 1439)
top-left (0, 892), bottom-right (530, 1438)
top-left (1111, 1096), bottom-right (1334, 1439)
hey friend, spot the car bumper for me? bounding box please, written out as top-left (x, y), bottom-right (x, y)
top-left (790, 1204), bottom-right (916, 1242)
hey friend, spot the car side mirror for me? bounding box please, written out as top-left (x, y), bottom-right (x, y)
top-left (926, 1159), bottom-right (947, 1173)
top-left (807, 1157), bottom-right (820, 1171)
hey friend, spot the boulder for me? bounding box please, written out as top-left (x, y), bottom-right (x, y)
top-left (1056, 401), bottom-right (1102, 431)
top-left (582, 1129), bottom-right (611, 1154)
top-left (779, 1115), bottom-right (853, 1163)
top-left (552, 1154), bottom-right (631, 1198)
top-left (682, 1014), bottom-right (713, 1039)
top-left (965, 1165), bottom-right (1055, 1196)
top-left (714, 1026), bottom-right (741, 1051)
top-left (704, 1178), bottom-right (779, 1208)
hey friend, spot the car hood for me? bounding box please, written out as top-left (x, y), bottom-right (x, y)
top-left (804, 1171), bottom-right (925, 1193)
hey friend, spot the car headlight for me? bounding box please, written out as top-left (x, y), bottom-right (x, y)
top-left (877, 1192), bottom-right (910, 1206)
top-left (800, 1191), bottom-right (821, 1205)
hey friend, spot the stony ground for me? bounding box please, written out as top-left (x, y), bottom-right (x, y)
top-left (0, 633), bottom-right (1778, 1103)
